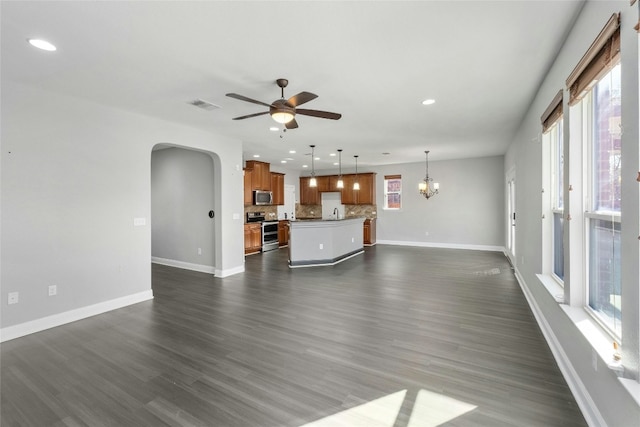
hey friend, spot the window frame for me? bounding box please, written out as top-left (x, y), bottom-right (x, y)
top-left (383, 175), bottom-right (402, 210)
top-left (581, 65), bottom-right (622, 340)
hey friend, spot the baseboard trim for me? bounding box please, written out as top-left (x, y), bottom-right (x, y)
top-left (513, 267), bottom-right (606, 427)
top-left (0, 290), bottom-right (154, 343)
top-left (377, 240), bottom-right (505, 252)
top-left (152, 256), bottom-right (215, 274)
top-left (215, 265), bottom-right (245, 277)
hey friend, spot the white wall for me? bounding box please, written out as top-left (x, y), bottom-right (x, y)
top-left (151, 147), bottom-right (216, 271)
top-left (373, 156), bottom-right (505, 250)
top-left (1, 82), bottom-right (245, 336)
top-left (504, 1), bottom-right (639, 425)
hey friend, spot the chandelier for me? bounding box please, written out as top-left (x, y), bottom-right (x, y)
top-left (418, 150), bottom-right (439, 199)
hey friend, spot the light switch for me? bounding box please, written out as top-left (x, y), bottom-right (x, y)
top-left (133, 217), bottom-right (146, 226)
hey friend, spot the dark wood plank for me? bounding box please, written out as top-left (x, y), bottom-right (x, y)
top-left (1, 246), bottom-right (587, 426)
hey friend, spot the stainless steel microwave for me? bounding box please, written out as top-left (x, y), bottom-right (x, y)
top-left (253, 190), bottom-right (273, 205)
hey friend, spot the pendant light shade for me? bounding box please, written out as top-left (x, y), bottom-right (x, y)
top-left (309, 145), bottom-right (317, 187)
top-left (336, 149), bottom-right (344, 189)
top-left (353, 155), bottom-right (360, 190)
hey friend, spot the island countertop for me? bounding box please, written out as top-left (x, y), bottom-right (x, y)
top-left (288, 217), bottom-right (365, 267)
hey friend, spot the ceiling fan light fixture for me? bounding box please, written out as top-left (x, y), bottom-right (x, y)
top-left (271, 111), bottom-right (295, 124)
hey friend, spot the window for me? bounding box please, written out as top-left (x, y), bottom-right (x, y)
top-left (541, 90), bottom-right (563, 282)
top-left (583, 63), bottom-right (622, 337)
top-left (550, 119), bottom-right (564, 281)
top-left (384, 175), bottom-right (401, 209)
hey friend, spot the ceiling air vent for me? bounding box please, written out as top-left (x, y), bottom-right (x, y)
top-left (188, 99), bottom-right (221, 111)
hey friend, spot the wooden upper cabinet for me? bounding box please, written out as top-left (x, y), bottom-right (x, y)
top-left (300, 172), bottom-right (376, 205)
top-left (299, 177), bottom-right (320, 205)
top-left (243, 168), bottom-right (253, 205)
top-left (340, 175), bottom-right (357, 205)
top-left (316, 176), bottom-right (331, 192)
top-left (357, 173), bottom-right (376, 205)
top-left (271, 172), bottom-right (285, 205)
top-left (339, 173), bottom-right (376, 205)
top-left (245, 160), bottom-right (271, 191)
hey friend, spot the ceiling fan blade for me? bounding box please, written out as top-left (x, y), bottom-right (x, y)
top-left (232, 111), bottom-right (269, 120)
top-left (296, 109), bottom-right (342, 120)
top-left (285, 118), bottom-right (299, 129)
top-left (287, 91), bottom-right (318, 107)
top-left (226, 93), bottom-right (273, 108)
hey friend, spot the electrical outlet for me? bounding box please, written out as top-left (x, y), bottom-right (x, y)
top-left (319, 243), bottom-right (323, 250)
top-left (197, 248), bottom-right (202, 255)
top-left (351, 237), bottom-right (354, 243)
top-left (48, 285), bottom-right (57, 296)
top-left (8, 292), bottom-right (18, 305)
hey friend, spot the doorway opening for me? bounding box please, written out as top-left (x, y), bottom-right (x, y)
top-left (150, 145), bottom-right (219, 277)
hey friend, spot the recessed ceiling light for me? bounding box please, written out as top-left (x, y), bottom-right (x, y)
top-left (333, 162), bottom-right (339, 166)
top-left (302, 165), bottom-right (308, 168)
top-left (422, 99), bottom-right (436, 105)
top-left (289, 150), bottom-right (296, 154)
top-left (269, 127), bottom-right (279, 131)
top-left (329, 153), bottom-right (336, 157)
top-left (281, 160), bottom-right (287, 163)
top-left (253, 154), bottom-right (260, 158)
top-left (285, 157), bottom-right (294, 161)
top-left (27, 38), bottom-right (56, 51)
top-left (314, 157), bottom-right (320, 161)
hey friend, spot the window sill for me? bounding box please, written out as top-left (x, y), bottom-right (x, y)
top-left (536, 274), bottom-right (624, 374)
top-left (537, 273), bottom-right (564, 303)
top-left (536, 273), bottom-right (640, 408)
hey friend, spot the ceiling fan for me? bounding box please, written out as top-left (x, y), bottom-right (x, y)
top-left (226, 78), bottom-right (342, 129)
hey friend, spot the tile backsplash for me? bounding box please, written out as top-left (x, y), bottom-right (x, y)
top-left (245, 203), bottom-right (377, 221)
top-left (296, 204), bottom-right (376, 219)
top-left (244, 205), bottom-right (277, 222)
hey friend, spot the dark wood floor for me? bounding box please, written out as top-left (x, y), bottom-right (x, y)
top-left (1, 245), bottom-right (586, 426)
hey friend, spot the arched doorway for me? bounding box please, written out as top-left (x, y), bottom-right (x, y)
top-left (150, 145), bottom-right (217, 274)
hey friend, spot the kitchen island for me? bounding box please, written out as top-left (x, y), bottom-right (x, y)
top-left (288, 217), bottom-right (365, 268)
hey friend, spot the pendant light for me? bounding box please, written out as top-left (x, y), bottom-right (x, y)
top-left (336, 149), bottom-right (344, 189)
top-left (309, 145), bottom-right (317, 187)
top-left (419, 150), bottom-right (439, 199)
top-left (353, 155), bottom-right (360, 190)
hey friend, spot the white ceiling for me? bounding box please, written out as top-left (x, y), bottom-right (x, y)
top-left (2, 0), bottom-right (584, 171)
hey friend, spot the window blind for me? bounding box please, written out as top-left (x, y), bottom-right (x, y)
top-left (384, 174), bottom-right (401, 180)
top-left (541, 90), bottom-right (563, 133)
top-left (566, 13), bottom-right (620, 106)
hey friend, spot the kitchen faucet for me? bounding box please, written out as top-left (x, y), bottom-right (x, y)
top-left (333, 208), bottom-right (339, 219)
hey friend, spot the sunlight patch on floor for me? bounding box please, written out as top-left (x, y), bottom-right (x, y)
top-left (300, 388), bottom-right (477, 427)
top-left (407, 389), bottom-right (477, 427)
top-left (300, 389), bottom-right (406, 427)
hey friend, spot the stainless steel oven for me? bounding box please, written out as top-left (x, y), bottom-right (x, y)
top-left (261, 221), bottom-right (279, 252)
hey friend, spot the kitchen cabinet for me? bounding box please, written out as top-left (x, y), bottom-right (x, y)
top-left (243, 168), bottom-right (253, 205)
top-left (300, 172), bottom-right (376, 205)
top-left (271, 172), bottom-right (285, 205)
top-left (356, 173), bottom-right (376, 205)
top-left (341, 173), bottom-right (375, 205)
top-left (244, 223), bottom-right (262, 254)
top-left (299, 176), bottom-right (320, 205)
top-left (363, 218), bottom-right (376, 246)
top-left (316, 176), bottom-right (331, 192)
top-left (278, 220), bottom-right (289, 247)
top-left (340, 175), bottom-right (357, 204)
top-left (245, 160), bottom-right (271, 191)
